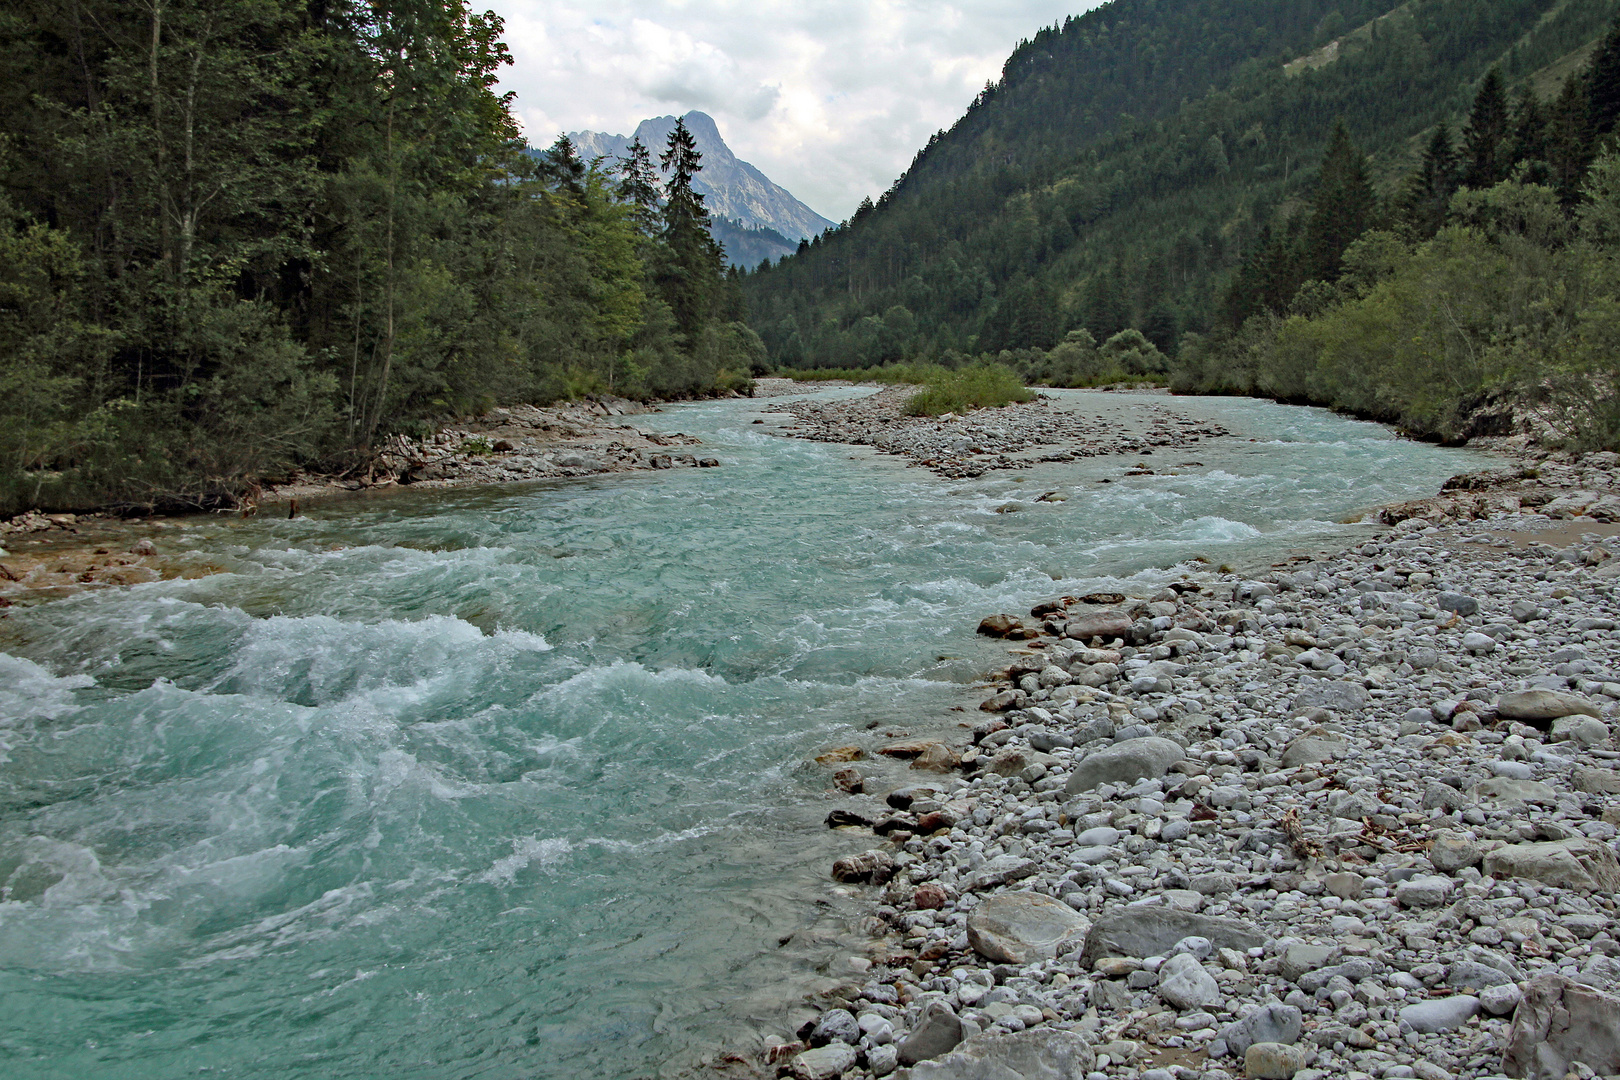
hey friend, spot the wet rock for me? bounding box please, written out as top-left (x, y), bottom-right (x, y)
top-left (898, 1027), bottom-right (1097, 1080)
top-left (832, 850), bottom-right (897, 885)
top-left (978, 614), bottom-right (1021, 637)
top-left (1064, 737), bottom-right (1185, 792)
top-left (966, 893), bottom-right (1088, 963)
top-left (1482, 837), bottom-right (1620, 893)
top-left (1502, 974), bottom-right (1620, 1080)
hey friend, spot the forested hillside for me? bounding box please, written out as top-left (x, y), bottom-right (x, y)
top-left (743, 0), bottom-right (1620, 387)
top-left (0, 1), bottom-right (759, 515)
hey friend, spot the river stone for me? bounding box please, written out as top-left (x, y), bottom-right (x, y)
top-left (1480, 981), bottom-right (1523, 1016)
top-left (1502, 974), bottom-right (1620, 1080)
top-left (1157, 952), bottom-right (1222, 1009)
top-left (1483, 838), bottom-right (1620, 893)
top-left (1551, 715), bottom-right (1610, 746)
top-left (1395, 875), bottom-right (1454, 907)
top-left (1438, 592), bottom-right (1480, 617)
top-left (1400, 995), bottom-right (1479, 1034)
top-left (1219, 1003), bottom-right (1303, 1057)
top-left (966, 893), bottom-right (1088, 963)
top-left (1429, 830), bottom-right (1484, 873)
top-left (897, 1004), bottom-right (964, 1065)
top-left (1280, 944), bottom-right (1337, 983)
top-left (868, 1044), bottom-right (899, 1077)
top-left (898, 1027), bottom-right (1097, 1080)
top-left (810, 1009), bottom-right (860, 1047)
top-left (1291, 678), bottom-right (1369, 714)
top-left (787, 1042), bottom-right (858, 1080)
top-left (1473, 777), bottom-right (1558, 805)
top-left (1448, 960), bottom-right (1514, 992)
top-left (1497, 689), bottom-right (1601, 722)
top-left (832, 850), bottom-right (897, 884)
top-left (1575, 767), bottom-right (1620, 794)
top-left (1064, 737), bottom-right (1185, 792)
top-left (962, 855), bottom-right (1039, 893)
top-left (1065, 612), bottom-right (1133, 642)
top-left (1080, 907), bottom-right (1265, 964)
top-left (1280, 735), bottom-right (1347, 769)
top-left (1245, 1042), bottom-right (1309, 1079)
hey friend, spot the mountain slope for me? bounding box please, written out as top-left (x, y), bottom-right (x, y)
top-left (743, 0), bottom-right (1620, 367)
top-left (570, 111), bottom-right (833, 244)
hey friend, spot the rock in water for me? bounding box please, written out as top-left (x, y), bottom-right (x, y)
top-left (977, 614), bottom-right (1020, 637)
top-left (1482, 838), bottom-right (1620, 893)
top-left (1064, 737), bottom-right (1185, 792)
top-left (899, 1028), bottom-right (1096, 1080)
top-left (1496, 689), bottom-right (1601, 721)
top-left (831, 850), bottom-right (896, 884)
top-left (1502, 974), bottom-right (1620, 1080)
top-left (809, 1008), bottom-right (860, 1047)
top-left (1080, 907), bottom-right (1265, 964)
top-left (966, 893), bottom-right (1088, 963)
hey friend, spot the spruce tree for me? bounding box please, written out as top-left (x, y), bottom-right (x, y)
top-left (616, 137), bottom-right (661, 238)
top-left (1589, 18), bottom-right (1620, 139)
top-left (1402, 122), bottom-right (1458, 239)
top-left (1303, 121), bottom-right (1375, 283)
top-left (1461, 69), bottom-right (1510, 189)
top-left (1549, 72), bottom-right (1595, 205)
top-left (656, 117), bottom-right (723, 337)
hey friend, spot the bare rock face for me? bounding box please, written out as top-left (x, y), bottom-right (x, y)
top-left (1502, 974), bottom-right (1620, 1080)
top-left (965, 893), bottom-right (1089, 964)
top-left (1482, 837), bottom-right (1620, 893)
top-left (898, 1028), bottom-right (1097, 1080)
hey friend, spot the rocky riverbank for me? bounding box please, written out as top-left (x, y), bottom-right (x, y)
top-left (763, 453), bottom-right (1620, 1080)
top-left (762, 385), bottom-right (1229, 479)
top-left (257, 395), bottom-right (721, 505)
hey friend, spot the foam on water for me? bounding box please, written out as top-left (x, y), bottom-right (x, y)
top-left (0, 391), bottom-right (1492, 1079)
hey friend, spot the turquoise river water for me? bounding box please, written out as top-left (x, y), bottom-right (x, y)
top-left (0, 390), bottom-right (1487, 1079)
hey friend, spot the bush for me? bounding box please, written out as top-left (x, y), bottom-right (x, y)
top-left (904, 364), bottom-right (1034, 415)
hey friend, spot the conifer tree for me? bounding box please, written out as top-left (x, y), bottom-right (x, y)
top-left (1461, 69), bottom-right (1510, 189)
top-left (1402, 122), bottom-right (1459, 239)
top-left (1589, 18), bottom-right (1620, 139)
top-left (1549, 72), bottom-right (1595, 205)
top-left (1303, 121), bottom-right (1375, 282)
top-left (656, 118), bottom-right (723, 337)
top-left (616, 137), bottom-right (661, 238)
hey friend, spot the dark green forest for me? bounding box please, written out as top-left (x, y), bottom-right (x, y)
top-left (0, 1), bottom-right (759, 514)
top-left (741, 0), bottom-right (1620, 446)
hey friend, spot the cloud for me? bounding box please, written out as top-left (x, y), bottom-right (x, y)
top-left (489, 1), bottom-right (1102, 221)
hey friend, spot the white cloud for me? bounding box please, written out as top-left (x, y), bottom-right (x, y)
top-left (489, 1), bottom-right (1103, 221)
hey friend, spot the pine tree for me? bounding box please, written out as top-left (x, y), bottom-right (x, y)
top-left (1508, 84), bottom-right (1548, 176)
top-left (1549, 72), bottom-right (1595, 205)
top-left (1402, 122), bottom-right (1459, 239)
top-left (543, 134), bottom-right (585, 194)
top-left (1303, 121), bottom-right (1375, 282)
top-left (1589, 18), bottom-right (1620, 139)
top-left (616, 136), bottom-right (661, 238)
top-left (656, 117), bottom-right (723, 337)
top-left (1461, 69), bottom-right (1510, 189)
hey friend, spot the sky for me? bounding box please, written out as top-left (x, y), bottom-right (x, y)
top-left (489, 1), bottom-right (1104, 222)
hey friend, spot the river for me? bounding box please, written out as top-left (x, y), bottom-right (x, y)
top-left (0, 389), bottom-right (1487, 1079)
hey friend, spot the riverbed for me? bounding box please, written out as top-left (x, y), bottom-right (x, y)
top-left (0, 390), bottom-right (1489, 1079)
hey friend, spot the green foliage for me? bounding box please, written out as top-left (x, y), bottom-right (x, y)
top-left (902, 365), bottom-right (1035, 416)
top-left (0, 0), bottom-right (740, 514)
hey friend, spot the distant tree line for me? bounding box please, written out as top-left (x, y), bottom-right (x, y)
top-left (0, 1), bottom-right (760, 514)
top-left (739, 0), bottom-right (1620, 425)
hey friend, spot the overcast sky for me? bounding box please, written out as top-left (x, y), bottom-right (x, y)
top-left (491, 1), bottom-right (1102, 222)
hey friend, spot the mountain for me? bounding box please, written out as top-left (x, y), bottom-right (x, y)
top-left (570, 111), bottom-right (834, 259)
top-left (742, 0), bottom-right (1620, 366)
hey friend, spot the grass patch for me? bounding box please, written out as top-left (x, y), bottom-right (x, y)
top-left (783, 362), bottom-right (1034, 414)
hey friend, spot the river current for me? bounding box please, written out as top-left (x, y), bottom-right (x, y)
top-left (0, 390), bottom-right (1485, 1079)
